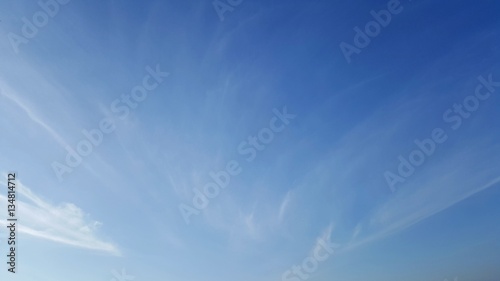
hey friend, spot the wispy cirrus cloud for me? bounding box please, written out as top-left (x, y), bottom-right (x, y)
top-left (0, 174), bottom-right (120, 255)
top-left (0, 82), bottom-right (69, 148)
top-left (278, 190), bottom-right (293, 223)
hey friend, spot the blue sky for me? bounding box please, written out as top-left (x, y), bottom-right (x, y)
top-left (0, 0), bottom-right (500, 280)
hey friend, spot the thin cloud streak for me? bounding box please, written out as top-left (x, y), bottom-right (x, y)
top-left (0, 82), bottom-right (69, 148)
top-left (0, 175), bottom-right (120, 256)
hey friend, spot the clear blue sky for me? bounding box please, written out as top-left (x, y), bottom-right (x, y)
top-left (0, 0), bottom-right (500, 280)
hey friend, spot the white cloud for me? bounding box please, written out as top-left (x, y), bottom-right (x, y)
top-left (278, 190), bottom-right (293, 222)
top-left (0, 175), bottom-right (120, 255)
top-left (0, 82), bottom-right (69, 148)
